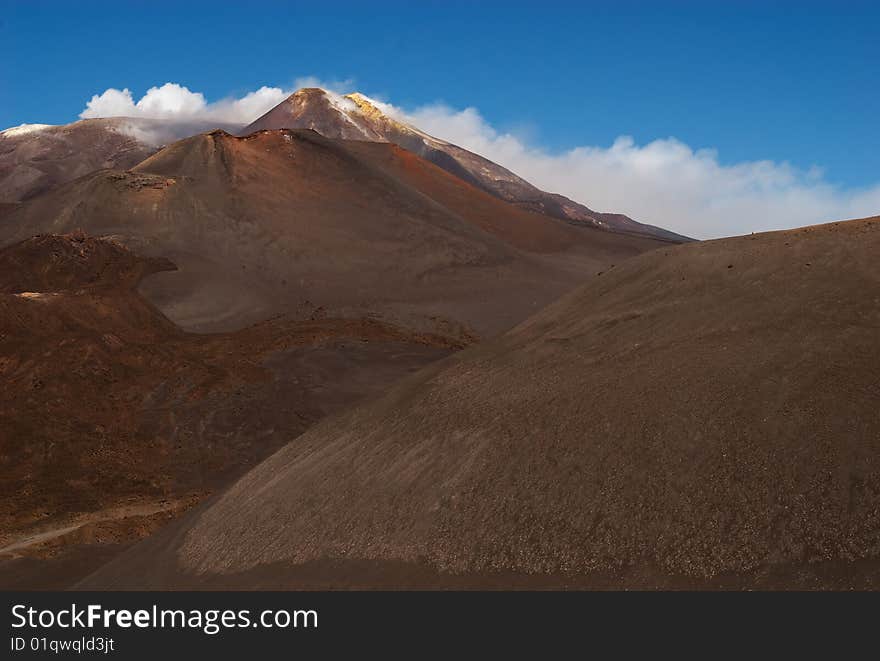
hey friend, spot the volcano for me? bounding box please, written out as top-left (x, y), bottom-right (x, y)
top-left (0, 117), bottom-right (668, 588)
top-left (1, 128), bottom-right (664, 336)
top-left (244, 88), bottom-right (689, 242)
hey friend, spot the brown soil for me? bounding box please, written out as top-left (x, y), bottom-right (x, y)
top-left (80, 217), bottom-right (880, 590)
top-left (0, 232), bottom-right (459, 587)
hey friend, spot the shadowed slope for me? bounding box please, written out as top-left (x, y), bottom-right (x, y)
top-left (0, 118), bottom-right (242, 203)
top-left (81, 217), bottom-right (880, 589)
top-left (0, 119), bottom-right (155, 203)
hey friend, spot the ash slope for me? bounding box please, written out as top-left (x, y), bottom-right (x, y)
top-left (81, 217), bottom-right (880, 590)
top-left (1, 129), bottom-right (663, 336)
top-left (244, 88), bottom-right (689, 243)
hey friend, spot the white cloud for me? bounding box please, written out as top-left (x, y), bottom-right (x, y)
top-left (395, 103), bottom-right (880, 239)
top-left (291, 76), bottom-right (354, 94)
top-left (80, 87), bottom-right (140, 118)
top-left (80, 77), bottom-right (355, 125)
top-left (80, 82), bottom-right (289, 124)
top-left (77, 81), bottom-right (880, 239)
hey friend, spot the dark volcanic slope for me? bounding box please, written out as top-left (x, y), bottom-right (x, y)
top-left (0, 232), bottom-right (459, 588)
top-left (244, 88), bottom-right (689, 242)
top-left (0, 120), bottom-right (155, 203)
top-left (0, 118), bottom-right (243, 204)
top-left (1, 129), bottom-right (663, 336)
top-left (81, 217), bottom-right (880, 590)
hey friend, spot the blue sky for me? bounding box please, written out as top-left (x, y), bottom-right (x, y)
top-left (1, 0), bottom-right (878, 237)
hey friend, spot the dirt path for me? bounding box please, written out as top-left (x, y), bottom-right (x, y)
top-left (0, 501), bottom-right (185, 556)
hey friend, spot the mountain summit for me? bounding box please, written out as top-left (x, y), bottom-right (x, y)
top-left (245, 88), bottom-right (445, 142)
top-left (244, 88), bottom-right (689, 242)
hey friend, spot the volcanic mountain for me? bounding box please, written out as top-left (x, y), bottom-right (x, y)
top-left (244, 88), bottom-right (688, 242)
top-left (80, 216), bottom-right (880, 590)
top-left (0, 117), bottom-right (242, 204)
top-left (1, 128), bottom-right (665, 337)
